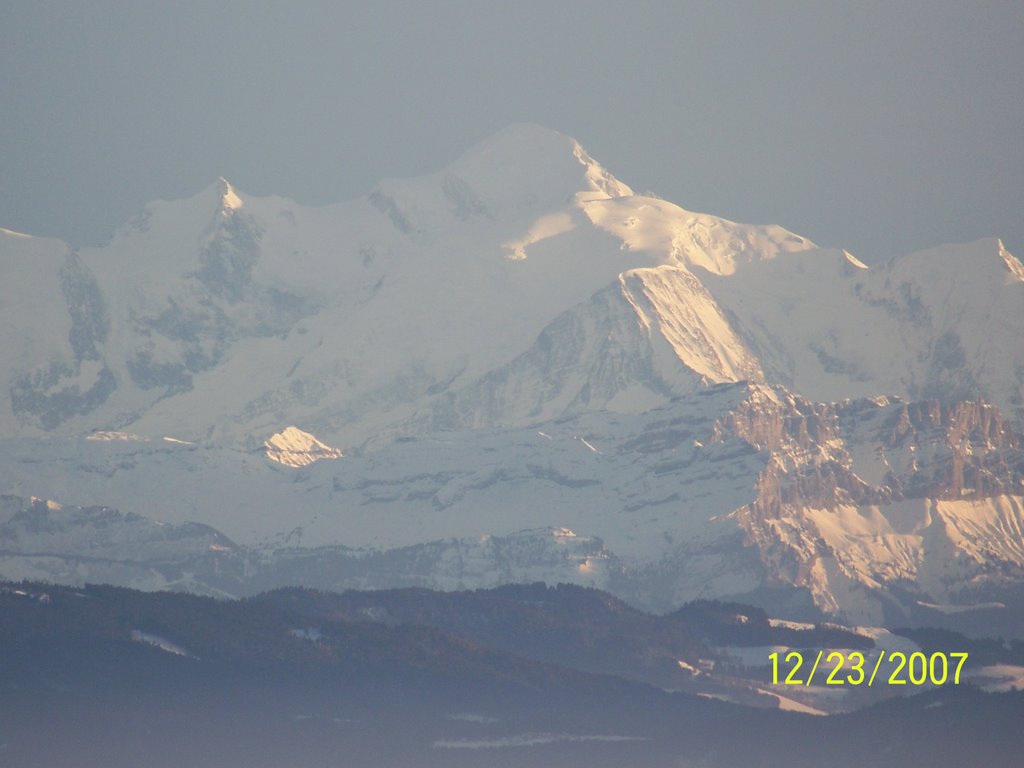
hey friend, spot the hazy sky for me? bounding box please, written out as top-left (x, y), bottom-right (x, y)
top-left (2, 1), bottom-right (1021, 262)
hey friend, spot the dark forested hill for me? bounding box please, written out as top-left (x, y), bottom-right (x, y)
top-left (1, 581), bottom-right (1022, 767)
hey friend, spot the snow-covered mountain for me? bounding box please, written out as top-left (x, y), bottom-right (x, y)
top-left (2, 124), bottom-right (1022, 628)
top-left (2, 384), bottom-right (1022, 628)
top-left (4, 124), bottom-right (1020, 449)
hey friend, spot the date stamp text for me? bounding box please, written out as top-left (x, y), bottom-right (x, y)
top-left (768, 650), bottom-right (968, 686)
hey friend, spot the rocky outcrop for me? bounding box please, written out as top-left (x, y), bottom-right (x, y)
top-left (708, 392), bottom-right (1024, 623)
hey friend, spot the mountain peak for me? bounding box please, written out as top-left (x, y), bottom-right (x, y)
top-left (446, 123), bottom-right (632, 207)
top-left (264, 427), bottom-right (344, 468)
top-left (363, 124), bottom-right (632, 235)
top-left (841, 249), bottom-right (869, 274)
top-left (216, 177), bottom-right (243, 212)
top-left (884, 237), bottom-right (1024, 288)
top-left (464, 122), bottom-right (581, 160)
top-left (0, 227), bottom-right (33, 240)
top-left (997, 239), bottom-right (1024, 283)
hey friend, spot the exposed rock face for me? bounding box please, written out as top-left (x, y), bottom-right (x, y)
top-left (713, 392), bottom-right (1023, 513)
top-left (712, 393), bottom-right (1024, 623)
top-left (877, 400), bottom-right (1022, 499)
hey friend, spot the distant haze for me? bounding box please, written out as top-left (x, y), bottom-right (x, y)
top-left (1, 0), bottom-right (1021, 262)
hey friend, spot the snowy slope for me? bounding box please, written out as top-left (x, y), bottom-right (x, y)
top-left (14, 123), bottom-right (1015, 450)
top-left (0, 385), bottom-right (763, 555)
top-left (697, 239), bottom-right (1024, 424)
top-left (2, 386), bottom-right (1022, 625)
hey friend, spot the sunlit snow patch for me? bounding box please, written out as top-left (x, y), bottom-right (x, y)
top-left (218, 177), bottom-right (243, 211)
top-left (677, 659), bottom-right (700, 676)
top-left (130, 630), bottom-right (193, 657)
top-left (916, 600), bottom-right (1006, 614)
top-left (968, 664), bottom-right (1024, 692)
top-left (758, 689), bottom-right (827, 716)
top-left (86, 430), bottom-right (148, 442)
top-left (767, 618), bottom-right (816, 630)
top-left (29, 496), bottom-right (63, 511)
top-left (264, 426), bottom-right (344, 467)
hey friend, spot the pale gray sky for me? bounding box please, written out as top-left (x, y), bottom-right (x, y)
top-left (1, 0), bottom-right (1021, 262)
